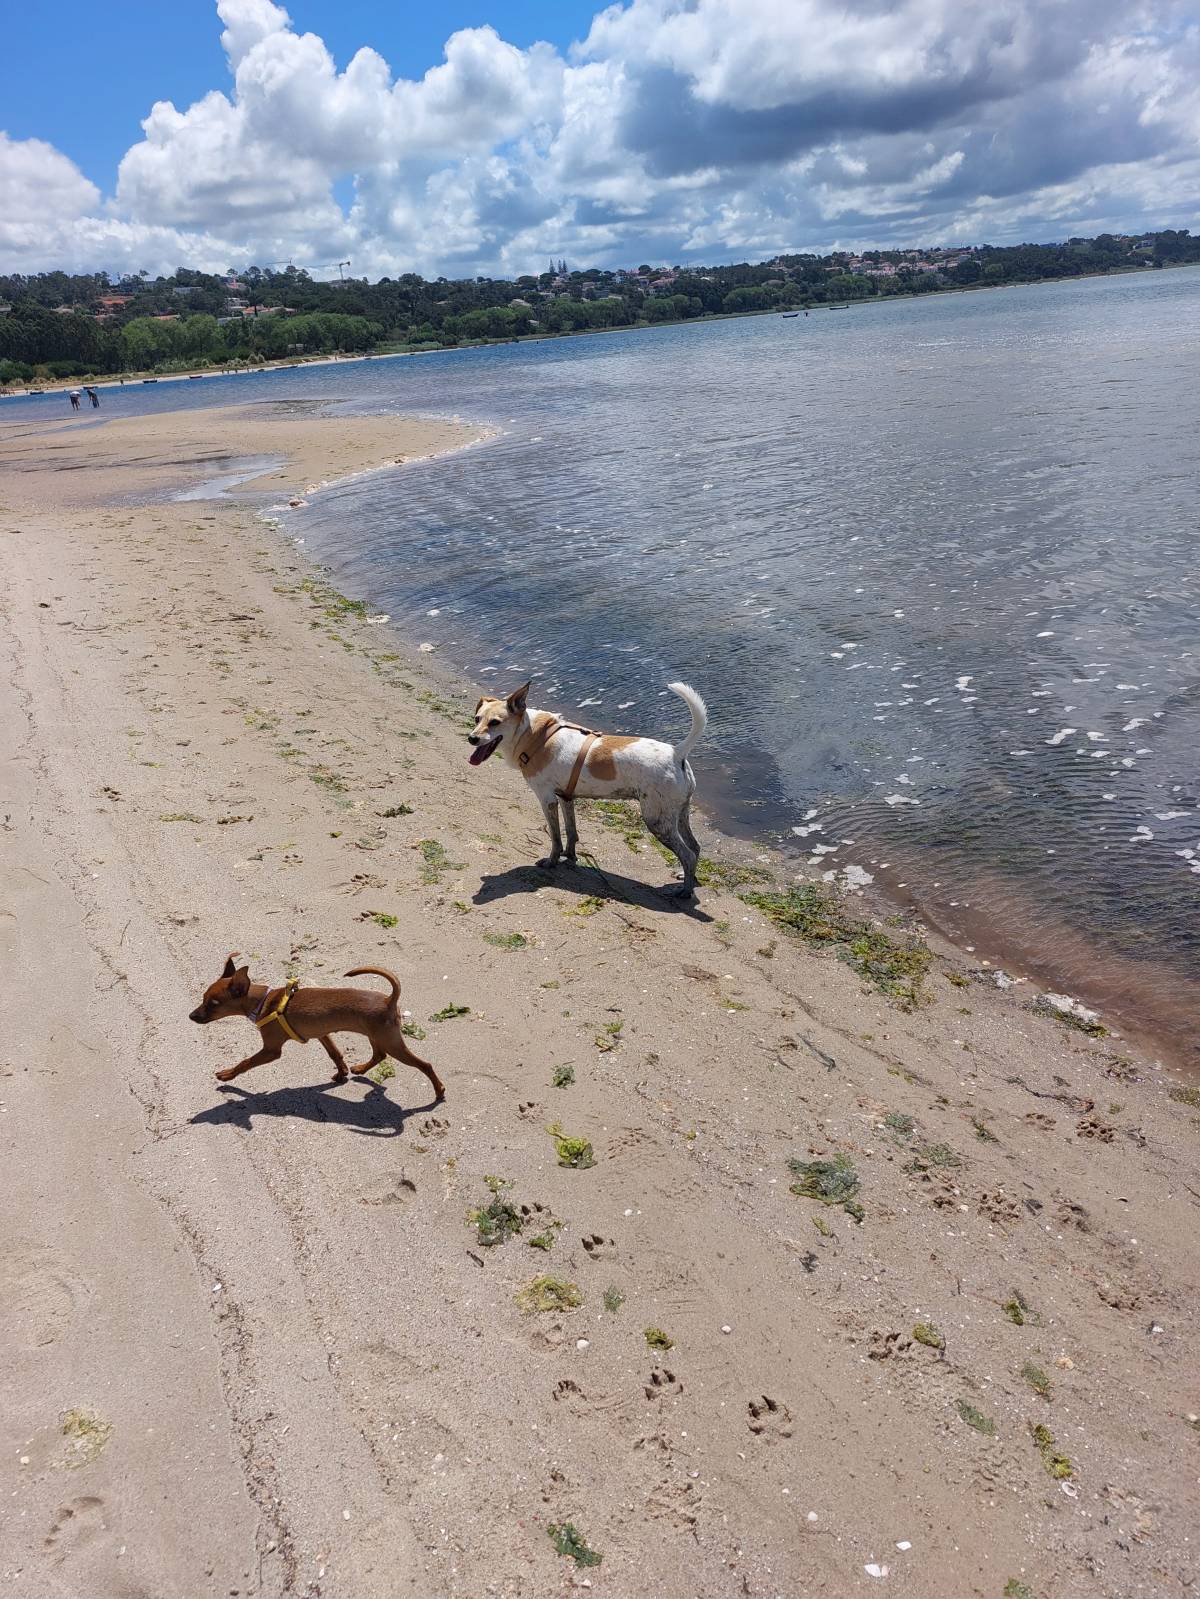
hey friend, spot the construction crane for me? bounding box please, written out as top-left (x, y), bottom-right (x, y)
top-left (242, 258), bottom-right (352, 281)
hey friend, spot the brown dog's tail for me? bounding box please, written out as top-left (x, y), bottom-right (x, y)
top-left (344, 966), bottom-right (402, 1011)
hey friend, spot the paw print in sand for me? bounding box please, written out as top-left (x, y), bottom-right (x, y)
top-left (644, 1367), bottom-right (683, 1401)
top-left (419, 1116), bottom-right (449, 1138)
top-left (581, 1233), bottom-right (615, 1261)
top-left (977, 1189), bottom-right (1021, 1225)
top-left (518, 1101), bottom-right (541, 1120)
top-left (747, 1395), bottom-right (793, 1440)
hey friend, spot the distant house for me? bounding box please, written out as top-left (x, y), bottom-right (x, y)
top-left (0, 302), bottom-right (11, 317)
top-left (94, 293), bottom-right (134, 321)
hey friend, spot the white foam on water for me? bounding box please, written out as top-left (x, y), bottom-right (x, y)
top-left (884, 794), bottom-right (919, 806)
top-left (1046, 728), bottom-right (1076, 746)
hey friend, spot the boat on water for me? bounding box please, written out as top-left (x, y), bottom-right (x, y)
top-left (142, 377), bottom-right (158, 383)
top-left (781, 311), bottom-right (799, 318)
top-left (828, 304), bottom-right (850, 310)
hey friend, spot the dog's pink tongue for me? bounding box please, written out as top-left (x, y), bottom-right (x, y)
top-left (469, 744), bottom-right (490, 766)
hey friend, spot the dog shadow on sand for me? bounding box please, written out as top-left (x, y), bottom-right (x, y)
top-left (190, 1077), bottom-right (437, 1137)
top-left (474, 860), bottom-right (713, 921)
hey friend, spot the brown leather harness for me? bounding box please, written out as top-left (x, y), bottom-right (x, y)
top-left (515, 716), bottom-right (598, 802)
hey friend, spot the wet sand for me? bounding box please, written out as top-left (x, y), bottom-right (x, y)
top-left (1, 403), bottom-right (1198, 1598)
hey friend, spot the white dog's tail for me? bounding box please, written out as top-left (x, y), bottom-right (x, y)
top-left (668, 681), bottom-right (708, 762)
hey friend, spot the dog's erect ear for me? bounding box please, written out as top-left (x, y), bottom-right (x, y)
top-left (474, 696), bottom-right (484, 715)
top-left (222, 953), bottom-right (239, 978)
top-left (506, 680), bottom-right (531, 715)
top-left (228, 966), bottom-right (251, 998)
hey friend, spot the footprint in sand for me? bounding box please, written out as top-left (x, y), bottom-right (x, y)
top-left (44, 1496), bottom-right (107, 1559)
top-left (645, 1476), bottom-right (700, 1529)
top-left (419, 1116), bottom-right (449, 1138)
top-left (0, 1253), bottom-right (88, 1352)
top-left (977, 1189), bottom-right (1021, 1226)
top-left (868, 1329), bottom-right (913, 1362)
top-left (581, 1233), bottom-right (615, 1261)
top-left (1056, 1195), bottom-right (1091, 1231)
top-left (747, 1395), bottom-right (793, 1440)
top-left (644, 1368), bottom-right (683, 1401)
top-left (517, 1101), bottom-right (541, 1120)
top-left (551, 1378), bottom-right (594, 1417)
top-left (530, 1319), bottom-right (568, 1353)
top-left (358, 1173), bottom-right (416, 1206)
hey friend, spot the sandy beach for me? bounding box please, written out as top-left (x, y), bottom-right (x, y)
top-left (2, 402), bottom-right (1197, 1599)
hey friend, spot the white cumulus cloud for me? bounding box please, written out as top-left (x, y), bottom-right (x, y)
top-left (1, 0), bottom-right (1197, 278)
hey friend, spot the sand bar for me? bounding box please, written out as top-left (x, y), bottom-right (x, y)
top-left (1, 403), bottom-right (1197, 1597)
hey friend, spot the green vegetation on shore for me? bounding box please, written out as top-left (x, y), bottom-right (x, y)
top-left (3, 228), bottom-right (1196, 386)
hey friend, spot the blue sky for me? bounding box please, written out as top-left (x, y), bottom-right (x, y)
top-left (6, 1), bottom-right (598, 195)
top-left (2, 0), bottom-right (1197, 279)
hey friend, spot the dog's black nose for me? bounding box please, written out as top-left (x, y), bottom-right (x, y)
top-left (467, 733), bottom-right (481, 745)
top-left (188, 1009), bottom-right (205, 1023)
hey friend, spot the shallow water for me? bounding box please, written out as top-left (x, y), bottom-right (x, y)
top-left (9, 270), bottom-right (1198, 1057)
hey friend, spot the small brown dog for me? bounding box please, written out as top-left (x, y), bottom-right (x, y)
top-left (189, 956), bottom-right (445, 1099)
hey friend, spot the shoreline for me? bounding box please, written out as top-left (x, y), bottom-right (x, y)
top-left (2, 402), bottom-right (1198, 1597)
top-left (5, 260), bottom-right (1194, 403)
top-left (280, 469), bottom-right (1196, 1079)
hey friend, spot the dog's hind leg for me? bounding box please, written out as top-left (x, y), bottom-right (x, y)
top-left (641, 806), bottom-right (699, 898)
top-left (537, 796), bottom-right (565, 868)
top-left (561, 796), bottom-right (580, 862)
top-left (679, 799), bottom-right (701, 859)
top-left (383, 1028), bottom-right (446, 1101)
top-left (319, 1035), bottom-right (351, 1082)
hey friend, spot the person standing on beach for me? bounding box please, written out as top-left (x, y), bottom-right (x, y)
top-left (68, 390), bottom-right (80, 410)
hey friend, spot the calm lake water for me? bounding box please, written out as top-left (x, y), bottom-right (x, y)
top-left (8, 268), bottom-right (1199, 1058)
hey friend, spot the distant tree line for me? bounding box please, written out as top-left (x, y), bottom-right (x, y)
top-left (1, 228), bottom-right (1197, 385)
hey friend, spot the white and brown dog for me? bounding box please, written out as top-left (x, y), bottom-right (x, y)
top-left (468, 680), bottom-right (708, 896)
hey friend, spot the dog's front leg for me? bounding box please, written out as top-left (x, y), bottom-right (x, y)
top-left (216, 1044), bottom-right (282, 1082)
top-left (537, 796), bottom-right (564, 868)
top-left (561, 796), bottom-right (579, 862)
top-left (319, 1035), bottom-right (351, 1082)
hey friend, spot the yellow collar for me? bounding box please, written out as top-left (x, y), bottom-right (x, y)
top-left (253, 980), bottom-right (302, 1043)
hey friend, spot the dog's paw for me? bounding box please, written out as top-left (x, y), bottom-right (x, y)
top-left (536, 855), bottom-right (562, 870)
top-left (214, 1067), bottom-right (239, 1082)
